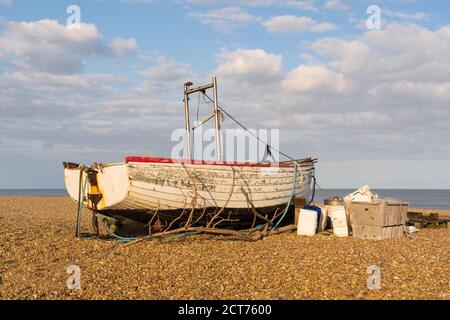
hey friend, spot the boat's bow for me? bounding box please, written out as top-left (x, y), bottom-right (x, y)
top-left (63, 162), bottom-right (130, 210)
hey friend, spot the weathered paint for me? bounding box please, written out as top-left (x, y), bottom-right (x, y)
top-left (64, 159), bottom-right (315, 212)
top-left (88, 173), bottom-right (105, 209)
top-left (125, 156), bottom-right (316, 168)
top-left (64, 163), bottom-right (129, 210)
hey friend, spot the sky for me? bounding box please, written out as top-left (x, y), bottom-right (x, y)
top-left (0, 0), bottom-right (450, 189)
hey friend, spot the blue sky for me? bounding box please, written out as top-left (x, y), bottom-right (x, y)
top-left (1, 0), bottom-right (450, 188)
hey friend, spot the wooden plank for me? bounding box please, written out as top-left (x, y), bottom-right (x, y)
top-left (407, 208), bottom-right (450, 220)
top-left (407, 208), bottom-right (450, 229)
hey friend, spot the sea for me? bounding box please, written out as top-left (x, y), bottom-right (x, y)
top-left (314, 189), bottom-right (450, 210)
top-left (0, 188), bottom-right (449, 210)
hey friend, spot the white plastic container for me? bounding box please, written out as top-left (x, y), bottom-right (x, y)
top-left (297, 209), bottom-right (318, 236)
top-left (327, 206), bottom-right (349, 237)
top-left (343, 185), bottom-right (379, 203)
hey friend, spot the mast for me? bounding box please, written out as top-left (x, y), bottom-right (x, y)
top-left (183, 77), bottom-right (222, 161)
top-left (212, 77), bottom-right (222, 161)
top-left (183, 82), bottom-right (193, 160)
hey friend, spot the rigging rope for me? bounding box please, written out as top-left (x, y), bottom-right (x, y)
top-left (200, 91), bottom-right (319, 225)
top-left (201, 92), bottom-right (297, 162)
top-left (201, 91), bottom-right (319, 209)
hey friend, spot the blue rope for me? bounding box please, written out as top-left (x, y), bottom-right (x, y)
top-left (98, 214), bottom-right (201, 243)
top-left (160, 231), bottom-right (202, 242)
top-left (98, 215), bottom-right (139, 243)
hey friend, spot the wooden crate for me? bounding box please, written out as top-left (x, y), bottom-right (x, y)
top-left (348, 200), bottom-right (408, 227)
top-left (352, 224), bottom-right (404, 240)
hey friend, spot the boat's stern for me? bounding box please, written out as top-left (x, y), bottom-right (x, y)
top-left (63, 162), bottom-right (130, 210)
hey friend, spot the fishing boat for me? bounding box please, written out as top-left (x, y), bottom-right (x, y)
top-left (63, 78), bottom-right (316, 230)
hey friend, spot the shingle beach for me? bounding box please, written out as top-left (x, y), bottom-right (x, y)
top-left (0, 197), bottom-right (448, 300)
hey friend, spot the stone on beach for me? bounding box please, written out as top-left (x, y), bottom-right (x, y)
top-left (0, 197), bottom-right (449, 300)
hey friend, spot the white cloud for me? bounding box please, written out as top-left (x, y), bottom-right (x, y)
top-left (0, 19), bottom-right (137, 74)
top-left (0, 0), bottom-right (12, 6)
top-left (324, 0), bottom-right (350, 11)
top-left (370, 81), bottom-right (450, 103)
top-left (289, 111), bottom-right (390, 129)
top-left (283, 65), bottom-right (348, 93)
top-left (189, 7), bottom-right (260, 32)
top-left (183, 0), bottom-right (282, 6)
top-left (263, 15), bottom-right (337, 33)
top-left (121, 0), bottom-right (154, 3)
top-left (0, 72), bottom-right (132, 103)
top-left (286, 0), bottom-right (317, 12)
top-left (133, 80), bottom-right (169, 96)
top-left (311, 22), bottom-right (338, 32)
top-left (313, 38), bottom-right (372, 73)
top-left (214, 48), bottom-right (283, 82)
top-left (126, 0), bottom-right (319, 12)
top-left (109, 38), bottom-right (137, 58)
top-left (181, 0), bottom-right (317, 8)
top-left (138, 54), bottom-right (194, 81)
top-left (384, 10), bottom-right (428, 21)
top-left (313, 23), bottom-right (450, 83)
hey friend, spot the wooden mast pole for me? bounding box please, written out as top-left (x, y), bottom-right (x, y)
top-left (183, 82), bottom-right (193, 160)
top-left (183, 78), bottom-right (222, 161)
top-left (212, 77), bottom-right (222, 161)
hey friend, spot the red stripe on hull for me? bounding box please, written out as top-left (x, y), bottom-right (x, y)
top-left (125, 156), bottom-right (316, 168)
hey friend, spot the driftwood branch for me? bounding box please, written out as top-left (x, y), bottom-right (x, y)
top-left (124, 223), bottom-right (298, 246)
top-left (114, 163), bottom-right (300, 246)
top-left (241, 187), bottom-right (273, 225)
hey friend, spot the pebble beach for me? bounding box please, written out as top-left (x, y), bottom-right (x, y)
top-left (0, 196), bottom-right (449, 300)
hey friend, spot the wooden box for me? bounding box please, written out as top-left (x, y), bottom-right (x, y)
top-left (348, 200), bottom-right (408, 227)
top-left (352, 224), bottom-right (404, 240)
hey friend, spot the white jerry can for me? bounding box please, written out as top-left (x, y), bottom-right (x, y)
top-left (297, 209), bottom-right (318, 236)
top-left (327, 206), bottom-right (349, 237)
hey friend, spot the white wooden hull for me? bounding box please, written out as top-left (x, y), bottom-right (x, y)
top-left (64, 158), bottom-right (315, 214)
